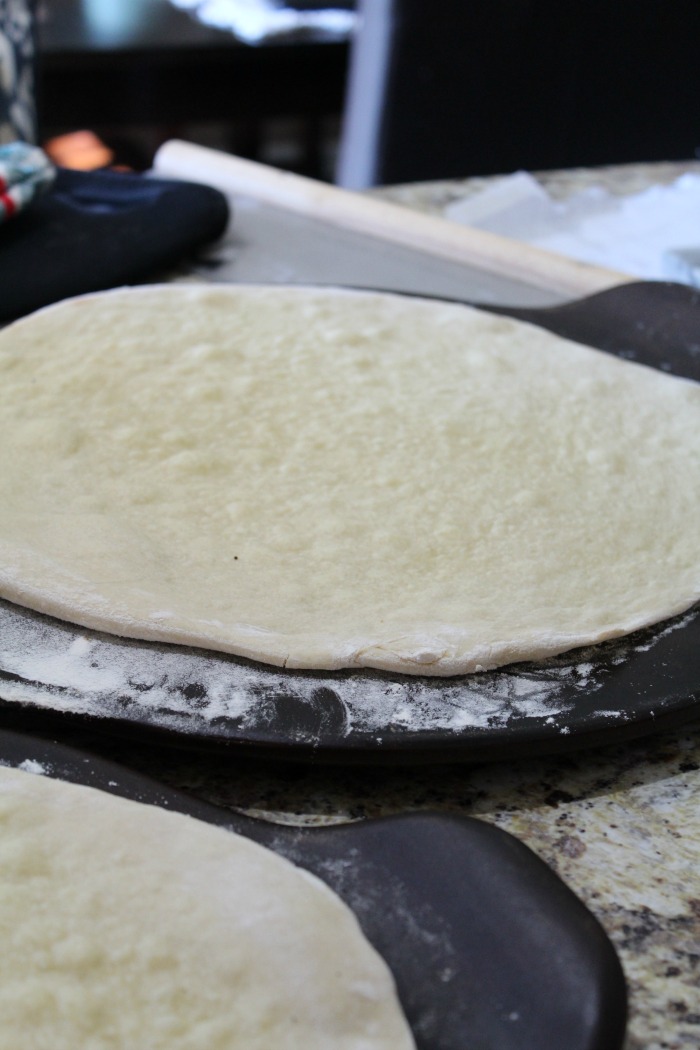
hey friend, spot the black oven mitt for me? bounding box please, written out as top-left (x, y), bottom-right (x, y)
top-left (0, 165), bottom-right (230, 322)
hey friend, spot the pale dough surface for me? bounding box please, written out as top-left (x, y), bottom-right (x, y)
top-left (0, 765), bottom-right (414, 1050)
top-left (0, 284), bottom-right (698, 675)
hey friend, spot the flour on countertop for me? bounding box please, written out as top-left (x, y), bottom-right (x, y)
top-left (0, 599), bottom-right (695, 741)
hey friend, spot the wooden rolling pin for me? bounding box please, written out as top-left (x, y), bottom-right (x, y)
top-left (153, 140), bottom-right (632, 300)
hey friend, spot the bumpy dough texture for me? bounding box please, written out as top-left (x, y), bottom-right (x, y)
top-left (0, 765), bottom-right (415, 1050)
top-left (0, 284), bottom-right (698, 675)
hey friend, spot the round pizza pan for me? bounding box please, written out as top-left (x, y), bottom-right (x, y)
top-left (0, 281), bottom-right (698, 763)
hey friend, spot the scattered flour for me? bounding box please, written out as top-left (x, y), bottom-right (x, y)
top-left (17, 759), bottom-right (47, 775)
top-left (0, 600), bottom-right (696, 743)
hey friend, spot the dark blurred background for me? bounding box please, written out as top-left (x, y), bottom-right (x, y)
top-left (32, 0), bottom-right (700, 186)
top-left (35, 0), bottom-right (355, 177)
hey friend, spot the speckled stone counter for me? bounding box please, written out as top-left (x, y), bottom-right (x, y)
top-left (13, 161), bottom-right (700, 1049)
top-left (370, 159), bottom-right (700, 214)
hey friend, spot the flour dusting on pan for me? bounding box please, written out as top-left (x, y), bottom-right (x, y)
top-left (0, 599), bottom-right (695, 743)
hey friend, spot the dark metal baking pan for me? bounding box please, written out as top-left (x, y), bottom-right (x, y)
top-left (0, 281), bottom-right (698, 763)
top-left (0, 728), bottom-right (627, 1050)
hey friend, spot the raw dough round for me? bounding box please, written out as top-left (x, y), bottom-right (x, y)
top-left (0, 765), bottom-right (414, 1050)
top-left (0, 284), bottom-right (698, 675)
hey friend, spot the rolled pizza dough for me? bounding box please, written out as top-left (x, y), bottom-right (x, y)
top-left (0, 764), bottom-right (414, 1049)
top-left (0, 284), bottom-right (698, 675)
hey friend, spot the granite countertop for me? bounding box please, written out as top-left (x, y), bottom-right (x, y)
top-left (13, 160), bottom-right (700, 1049)
top-left (370, 158), bottom-right (700, 214)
